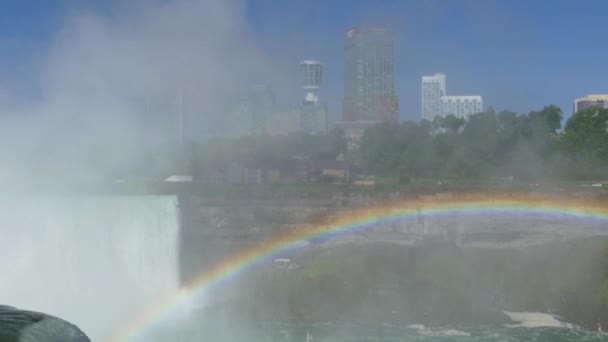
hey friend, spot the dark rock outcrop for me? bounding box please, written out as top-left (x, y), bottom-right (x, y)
top-left (0, 305), bottom-right (90, 342)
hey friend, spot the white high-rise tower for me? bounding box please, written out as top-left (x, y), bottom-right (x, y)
top-left (421, 73), bottom-right (483, 121)
top-left (421, 73), bottom-right (446, 121)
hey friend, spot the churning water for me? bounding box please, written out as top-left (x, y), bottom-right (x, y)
top-left (145, 318), bottom-right (608, 342)
top-left (258, 321), bottom-right (607, 342)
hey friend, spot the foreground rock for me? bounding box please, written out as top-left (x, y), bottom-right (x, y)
top-left (0, 305), bottom-right (90, 342)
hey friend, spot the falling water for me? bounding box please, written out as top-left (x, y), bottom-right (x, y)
top-left (0, 195), bottom-right (181, 340)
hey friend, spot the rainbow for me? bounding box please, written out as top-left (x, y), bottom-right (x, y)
top-left (113, 192), bottom-right (608, 340)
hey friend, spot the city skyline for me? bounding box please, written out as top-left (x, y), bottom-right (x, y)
top-left (247, 0), bottom-right (608, 122)
top-left (1, 1), bottom-right (608, 127)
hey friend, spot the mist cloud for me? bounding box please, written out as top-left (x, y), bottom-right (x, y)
top-left (0, 0), bottom-right (277, 189)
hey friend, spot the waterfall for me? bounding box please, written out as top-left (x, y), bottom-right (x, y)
top-left (0, 195), bottom-right (180, 340)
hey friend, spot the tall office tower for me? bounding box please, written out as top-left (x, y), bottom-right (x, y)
top-left (299, 60), bottom-right (327, 134)
top-left (301, 60), bottom-right (322, 105)
top-left (343, 27), bottom-right (398, 123)
top-left (421, 73), bottom-right (446, 121)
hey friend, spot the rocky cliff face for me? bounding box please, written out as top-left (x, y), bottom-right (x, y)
top-left (176, 194), bottom-right (608, 329)
top-left (178, 194), bottom-right (607, 284)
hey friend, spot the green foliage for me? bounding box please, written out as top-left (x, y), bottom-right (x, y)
top-left (435, 114), bottom-right (465, 133)
top-left (143, 104), bottom-right (607, 183)
top-left (358, 121), bottom-right (436, 180)
top-left (356, 105), bottom-right (608, 181)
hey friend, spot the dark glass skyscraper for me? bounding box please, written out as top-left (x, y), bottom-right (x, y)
top-left (343, 27), bottom-right (398, 122)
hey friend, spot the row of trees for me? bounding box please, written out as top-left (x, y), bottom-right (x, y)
top-left (157, 104), bottom-right (608, 183)
top-left (358, 105), bottom-right (608, 181)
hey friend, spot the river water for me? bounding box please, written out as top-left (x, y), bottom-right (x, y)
top-left (144, 314), bottom-right (607, 341)
top-left (255, 322), bottom-right (606, 342)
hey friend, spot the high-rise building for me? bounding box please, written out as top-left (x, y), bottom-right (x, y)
top-left (301, 60), bottom-right (322, 105)
top-left (343, 27), bottom-right (398, 123)
top-left (300, 60), bottom-right (327, 134)
top-left (421, 73), bottom-right (483, 120)
top-left (421, 73), bottom-right (446, 121)
top-left (440, 96), bottom-right (483, 119)
top-left (300, 104), bottom-right (327, 134)
top-left (573, 94), bottom-right (608, 113)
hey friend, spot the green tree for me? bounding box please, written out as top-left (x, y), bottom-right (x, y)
top-left (562, 106), bottom-right (608, 158)
top-left (529, 104), bottom-right (563, 134)
top-left (358, 122), bottom-right (403, 177)
top-left (434, 114), bottom-right (465, 134)
top-left (560, 106), bottom-right (608, 178)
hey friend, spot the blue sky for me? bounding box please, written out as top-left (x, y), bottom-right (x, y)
top-left (0, 2), bottom-right (61, 101)
top-left (246, 0), bottom-right (608, 122)
top-left (1, 1), bottom-right (608, 123)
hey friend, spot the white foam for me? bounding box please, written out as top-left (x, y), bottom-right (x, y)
top-left (417, 327), bottom-right (471, 338)
top-left (407, 324), bottom-right (425, 330)
top-left (503, 311), bottom-right (563, 328)
top-left (438, 329), bottom-right (471, 337)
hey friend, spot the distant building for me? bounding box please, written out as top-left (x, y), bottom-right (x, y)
top-left (224, 102), bottom-right (255, 137)
top-left (299, 60), bottom-right (327, 134)
top-left (573, 94), bottom-right (608, 113)
top-left (343, 27), bottom-right (398, 123)
top-left (300, 104), bottom-right (327, 134)
top-left (266, 108), bottom-right (300, 136)
top-left (224, 85), bottom-right (277, 137)
top-left (440, 95), bottom-right (483, 119)
top-left (421, 73), bottom-right (446, 121)
top-left (421, 73), bottom-right (482, 120)
top-left (307, 159), bottom-right (355, 183)
top-left (301, 60), bottom-right (322, 105)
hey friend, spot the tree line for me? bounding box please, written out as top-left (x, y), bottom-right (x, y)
top-left (162, 104), bottom-right (608, 183)
top-left (358, 105), bottom-right (608, 182)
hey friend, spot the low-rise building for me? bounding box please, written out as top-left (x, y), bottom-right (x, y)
top-left (573, 94), bottom-right (608, 113)
top-left (306, 159), bottom-right (355, 183)
top-left (440, 95), bottom-right (483, 119)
